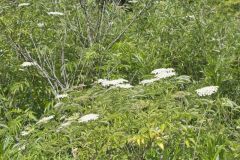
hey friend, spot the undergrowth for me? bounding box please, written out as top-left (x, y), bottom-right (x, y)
top-left (2, 78), bottom-right (240, 159)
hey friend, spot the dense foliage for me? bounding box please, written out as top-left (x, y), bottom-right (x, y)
top-left (0, 0), bottom-right (239, 159)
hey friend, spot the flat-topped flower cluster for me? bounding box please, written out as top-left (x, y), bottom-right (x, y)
top-left (47, 12), bottom-right (64, 16)
top-left (195, 86), bottom-right (219, 97)
top-left (97, 78), bottom-right (133, 88)
top-left (20, 61), bottom-right (37, 67)
top-left (97, 68), bottom-right (176, 88)
top-left (17, 3), bottom-right (64, 16)
top-left (36, 115), bottom-right (55, 124)
top-left (97, 68), bottom-right (219, 97)
top-left (140, 68), bottom-right (176, 85)
top-left (18, 3), bottom-right (30, 7)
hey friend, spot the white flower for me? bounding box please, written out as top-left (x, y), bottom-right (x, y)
top-left (58, 121), bottom-right (72, 131)
top-left (55, 94), bottom-right (68, 99)
top-left (129, 0), bottom-right (138, 3)
top-left (155, 71), bottom-right (176, 79)
top-left (140, 78), bottom-right (159, 85)
top-left (72, 148), bottom-right (78, 158)
top-left (37, 23), bottom-right (44, 28)
top-left (98, 78), bottom-right (128, 87)
top-left (61, 121), bottom-right (72, 127)
top-left (54, 102), bottom-right (63, 108)
top-left (57, 115), bottom-right (77, 131)
top-left (47, 12), bottom-right (64, 16)
top-left (20, 131), bottom-right (31, 136)
top-left (36, 115), bottom-right (55, 124)
top-left (151, 68), bottom-right (175, 75)
top-left (185, 15), bottom-right (195, 19)
top-left (114, 83), bottom-right (133, 89)
top-left (196, 86), bottom-right (219, 97)
top-left (97, 79), bottom-right (107, 83)
top-left (109, 21), bottom-right (114, 26)
top-left (59, 115), bottom-right (66, 121)
top-left (150, 68), bottom-right (176, 80)
top-left (79, 114), bottom-right (99, 123)
top-left (18, 3), bottom-right (30, 7)
top-left (18, 145), bottom-right (26, 151)
top-left (140, 68), bottom-right (176, 85)
top-left (20, 61), bottom-right (37, 67)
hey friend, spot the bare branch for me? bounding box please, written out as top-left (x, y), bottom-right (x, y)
top-left (79, 0), bottom-right (94, 46)
top-left (106, 0), bottom-right (154, 50)
top-left (60, 27), bottom-right (69, 89)
top-left (95, 0), bottom-right (106, 43)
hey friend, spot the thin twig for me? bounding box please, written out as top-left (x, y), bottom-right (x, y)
top-left (79, 0), bottom-right (94, 46)
top-left (60, 26), bottom-right (69, 89)
top-left (5, 33), bottom-right (60, 96)
top-left (29, 35), bottom-right (65, 90)
top-left (106, 0), bottom-right (154, 50)
top-left (95, 0), bottom-right (106, 43)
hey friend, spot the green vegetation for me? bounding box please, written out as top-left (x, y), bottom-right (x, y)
top-left (0, 0), bottom-right (239, 159)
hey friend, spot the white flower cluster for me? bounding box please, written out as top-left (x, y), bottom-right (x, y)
top-left (37, 23), bottom-right (44, 28)
top-left (47, 12), bottom-right (64, 16)
top-left (185, 15), bottom-right (195, 19)
top-left (18, 145), bottom-right (26, 151)
top-left (18, 3), bottom-right (30, 7)
top-left (57, 113), bottom-right (80, 131)
top-left (55, 94), bottom-right (68, 99)
top-left (79, 114), bottom-right (99, 123)
top-left (20, 61), bottom-right (37, 67)
top-left (72, 148), bottom-right (78, 158)
top-left (151, 68), bottom-right (175, 74)
top-left (36, 115), bottom-right (55, 124)
top-left (54, 102), bottom-right (63, 108)
top-left (196, 86), bottom-right (219, 97)
top-left (57, 113), bottom-right (100, 131)
top-left (114, 83), bottom-right (133, 89)
top-left (98, 78), bottom-right (132, 88)
top-left (140, 68), bottom-right (176, 85)
top-left (97, 68), bottom-right (176, 87)
top-left (20, 130), bottom-right (31, 136)
top-left (58, 121), bottom-right (72, 130)
top-left (129, 0), bottom-right (138, 3)
top-left (152, 68), bottom-right (176, 79)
